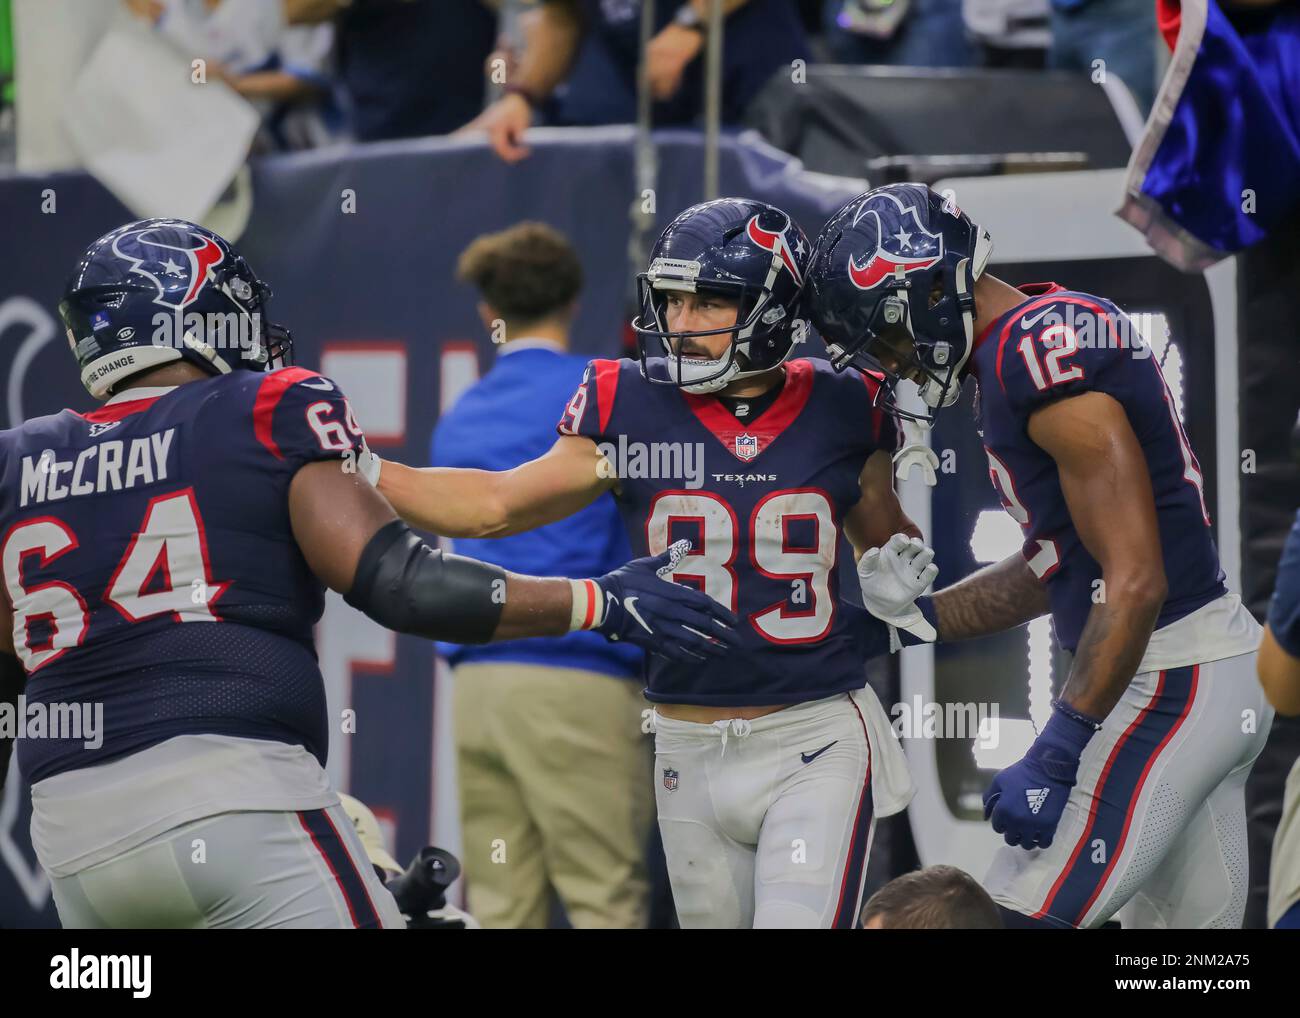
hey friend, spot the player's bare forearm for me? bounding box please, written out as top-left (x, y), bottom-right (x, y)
top-left (491, 575), bottom-right (575, 641)
top-left (379, 435), bottom-right (615, 539)
top-left (294, 460), bottom-right (576, 643)
top-left (846, 449), bottom-right (922, 558)
top-left (378, 460), bottom-right (512, 538)
top-left (1061, 589), bottom-right (1163, 718)
top-left (1027, 392), bottom-right (1169, 720)
top-left (931, 552), bottom-right (1051, 640)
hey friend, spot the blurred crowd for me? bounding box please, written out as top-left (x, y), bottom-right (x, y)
top-left (0, 0), bottom-right (1162, 163)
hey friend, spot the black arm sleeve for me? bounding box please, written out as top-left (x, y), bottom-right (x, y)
top-left (0, 654), bottom-right (24, 792)
top-left (343, 520), bottom-right (507, 644)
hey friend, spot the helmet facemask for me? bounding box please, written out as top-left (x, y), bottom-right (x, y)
top-left (220, 260), bottom-right (293, 371)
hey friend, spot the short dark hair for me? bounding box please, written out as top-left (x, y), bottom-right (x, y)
top-left (861, 865), bottom-right (1003, 929)
top-left (456, 221), bottom-right (582, 327)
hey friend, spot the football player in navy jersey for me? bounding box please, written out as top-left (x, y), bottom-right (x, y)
top-left (0, 219), bottom-right (734, 929)
top-left (807, 183), bottom-right (1273, 929)
top-left (365, 199), bottom-right (923, 928)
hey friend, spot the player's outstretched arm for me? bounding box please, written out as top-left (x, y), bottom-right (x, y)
top-left (1028, 391), bottom-right (1167, 718)
top-left (370, 435), bottom-right (616, 539)
top-left (289, 460), bottom-right (736, 660)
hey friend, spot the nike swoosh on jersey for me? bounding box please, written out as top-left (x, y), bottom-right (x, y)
top-left (1019, 305), bottom-right (1057, 330)
top-left (800, 741), bottom-right (837, 764)
top-left (300, 378), bottom-right (335, 391)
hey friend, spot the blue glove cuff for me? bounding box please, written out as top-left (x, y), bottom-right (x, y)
top-left (1024, 704), bottom-right (1102, 784)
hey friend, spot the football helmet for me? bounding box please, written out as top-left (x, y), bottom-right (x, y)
top-left (59, 218), bottom-right (292, 399)
top-left (633, 198), bottom-right (811, 395)
top-left (806, 183), bottom-right (993, 419)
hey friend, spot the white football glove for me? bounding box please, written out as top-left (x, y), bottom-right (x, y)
top-left (893, 418), bottom-right (939, 487)
top-left (857, 533), bottom-right (938, 643)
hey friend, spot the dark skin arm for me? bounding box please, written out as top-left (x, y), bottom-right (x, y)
top-left (844, 448), bottom-right (923, 558)
top-left (288, 460), bottom-right (577, 641)
top-left (1027, 393), bottom-right (1167, 718)
top-left (931, 552), bottom-right (1052, 640)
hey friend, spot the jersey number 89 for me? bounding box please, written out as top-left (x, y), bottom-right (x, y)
top-left (646, 489), bottom-right (837, 644)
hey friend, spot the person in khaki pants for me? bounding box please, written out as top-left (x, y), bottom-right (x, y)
top-left (433, 222), bottom-right (652, 928)
top-left (454, 662), bottom-right (652, 927)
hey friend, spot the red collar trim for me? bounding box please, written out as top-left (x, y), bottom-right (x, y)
top-left (73, 396), bottom-right (165, 423)
top-left (682, 359), bottom-right (814, 463)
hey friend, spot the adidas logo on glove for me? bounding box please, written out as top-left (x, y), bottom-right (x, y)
top-left (1025, 788), bottom-right (1050, 815)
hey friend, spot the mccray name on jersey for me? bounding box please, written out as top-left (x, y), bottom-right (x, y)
top-left (20, 428), bottom-right (178, 507)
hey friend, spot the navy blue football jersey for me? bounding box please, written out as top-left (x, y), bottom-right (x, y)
top-left (558, 357), bottom-right (898, 706)
top-left (969, 283), bottom-right (1225, 652)
top-left (0, 368), bottom-right (367, 783)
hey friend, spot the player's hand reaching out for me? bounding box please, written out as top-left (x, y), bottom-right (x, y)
top-left (857, 533), bottom-right (938, 642)
top-left (588, 540), bottom-right (741, 664)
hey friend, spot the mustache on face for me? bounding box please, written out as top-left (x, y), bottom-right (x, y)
top-left (670, 339), bottom-right (718, 359)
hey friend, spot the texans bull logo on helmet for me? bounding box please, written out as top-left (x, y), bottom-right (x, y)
top-left (111, 227), bottom-right (227, 312)
top-left (746, 212), bottom-right (806, 287)
top-left (846, 192), bottom-right (943, 291)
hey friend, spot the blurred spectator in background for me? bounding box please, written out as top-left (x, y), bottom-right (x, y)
top-left (861, 865), bottom-right (1003, 929)
top-left (287, 0), bottom-right (495, 142)
top-left (432, 222), bottom-right (653, 929)
top-left (821, 0), bottom-right (974, 68)
top-left (466, 0), bottom-right (809, 163)
top-left (1047, 0), bottom-right (1156, 115)
top-left (1259, 504), bottom-right (1300, 929)
top-left (124, 0), bottom-right (341, 149)
top-left (962, 0), bottom-right (1049, 68)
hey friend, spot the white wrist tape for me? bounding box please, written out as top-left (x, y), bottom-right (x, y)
top-left (568, 578), bottom-right (604, 632)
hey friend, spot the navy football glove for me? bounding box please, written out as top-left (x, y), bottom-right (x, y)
top-left (590, 540), bottom-right (742, 664)
top-left (983, 702), bottom-right (1101, 850)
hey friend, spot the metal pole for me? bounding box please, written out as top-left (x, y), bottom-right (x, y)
top-left (702, 0), bottom-right (724, 201)
top-left (629, 0), bottom-right (658, 308)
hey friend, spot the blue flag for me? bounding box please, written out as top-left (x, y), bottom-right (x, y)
top-left (1119, 0), bottom-right (1300, 271)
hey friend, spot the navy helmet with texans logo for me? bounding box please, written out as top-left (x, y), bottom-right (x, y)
top-left (58, 218), bottom-right (292, 399)
top-left (806, 183), bottom-right (993, 420)
top-left (633, 198), bottom-right (811, 394)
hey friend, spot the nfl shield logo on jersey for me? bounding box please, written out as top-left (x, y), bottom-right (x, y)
top-left (663, 768), bottom-right (679, 792)
top-left (734, 434), bottom-right (759, 461)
